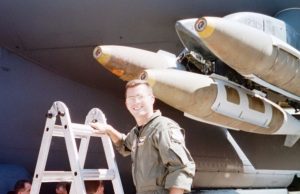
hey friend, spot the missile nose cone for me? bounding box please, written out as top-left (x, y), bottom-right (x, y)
top-left (139, 71), bottom-right (148, 80)
top-left (195, 18), bottom-right (207, 32)
top-left (93, 45), bottom-right (125, 78)
top-left (93, 45), bottom-right (179, 81)
top-left (93, 46), bottom-right (112, 66)
top-left (140, 70), bottom-right (156, 87)
top-left (195, 17), bottom-right (216, 39)
top-left (93, 46), bottom-right (102, 59)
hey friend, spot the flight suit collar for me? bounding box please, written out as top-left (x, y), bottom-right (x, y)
top-left (136, 110), bottom-right (161, 133)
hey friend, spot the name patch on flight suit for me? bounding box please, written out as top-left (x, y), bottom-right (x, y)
top-left (131, 136), bottom-right (146, 152)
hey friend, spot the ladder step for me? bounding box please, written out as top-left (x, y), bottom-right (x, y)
top-left (41, 169), bottom-right (115, 182)
top-left (53, 124), bottom-right (105, 138)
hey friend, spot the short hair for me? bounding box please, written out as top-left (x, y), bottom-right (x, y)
top-left (84, 181), bottom-right (103, 194)
top-left (125, 79), bottom-right (153, 95)
top-left (14, 179), bottom-right (31, 194)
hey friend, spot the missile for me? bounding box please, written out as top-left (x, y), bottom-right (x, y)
top-left (141, 69), bottom-right (300, 146)
top-left (93, 45), bottom-right (182, 81)
top-left (194, 16), bottom-right (300, 101)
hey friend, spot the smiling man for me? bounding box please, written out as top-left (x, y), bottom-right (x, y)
top-left (90, 79), bottom-right (195, 194)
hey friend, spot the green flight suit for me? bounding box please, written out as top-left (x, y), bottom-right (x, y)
top-left (116, 111), bottom-right (195, 194)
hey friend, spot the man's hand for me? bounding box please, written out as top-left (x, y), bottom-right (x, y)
top-left (90, 122), bottom-right (123, 145)
top-left (90, 122), bottom-right (112, 135)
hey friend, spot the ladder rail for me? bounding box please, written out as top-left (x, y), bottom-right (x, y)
top-left (102, 136), bottom-right (124, 194)
top-left (30, 116), bottom-right (56, 194)
top-left (70, 108), bottom-right (106, 194)
top-left (60, 104), bottom-right (87, 194)
top-left (86, 108), bottom-right (124, 194)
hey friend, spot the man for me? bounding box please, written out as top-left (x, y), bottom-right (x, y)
top-left (14, 179), bottom-right (31, 194)
top-left (84, 181), bottom-right (104, 194)
top-left (90, 79), bottom-right (195, 194)
top-left (55, 182), bottom-right (69, 194)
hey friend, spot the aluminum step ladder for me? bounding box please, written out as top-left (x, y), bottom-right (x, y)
top-left (30, 101), bottom-right (124, 194)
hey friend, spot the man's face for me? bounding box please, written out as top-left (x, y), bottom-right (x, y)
top-left (18, 182), bottom-right (31, 194)
top-left (125, 84), bottom-right (154, 120)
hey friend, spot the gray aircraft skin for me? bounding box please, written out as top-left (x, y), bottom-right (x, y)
top-left (1, 1), bottom-right (300, 193)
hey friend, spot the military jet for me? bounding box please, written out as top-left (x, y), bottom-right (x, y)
top-left (2, 0), bottom-right (300, 193)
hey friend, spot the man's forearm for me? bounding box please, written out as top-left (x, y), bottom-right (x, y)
top-left (106, 125), bottom-right (124, 145)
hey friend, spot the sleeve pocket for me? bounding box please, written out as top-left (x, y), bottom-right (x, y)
top-left (169, 143), bottom-right (190, 165)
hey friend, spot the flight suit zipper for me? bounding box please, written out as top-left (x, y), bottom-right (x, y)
top-left (132, 117), bottom-right (157, 191)
top-left (134, 126), bottom-right (141, 188)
